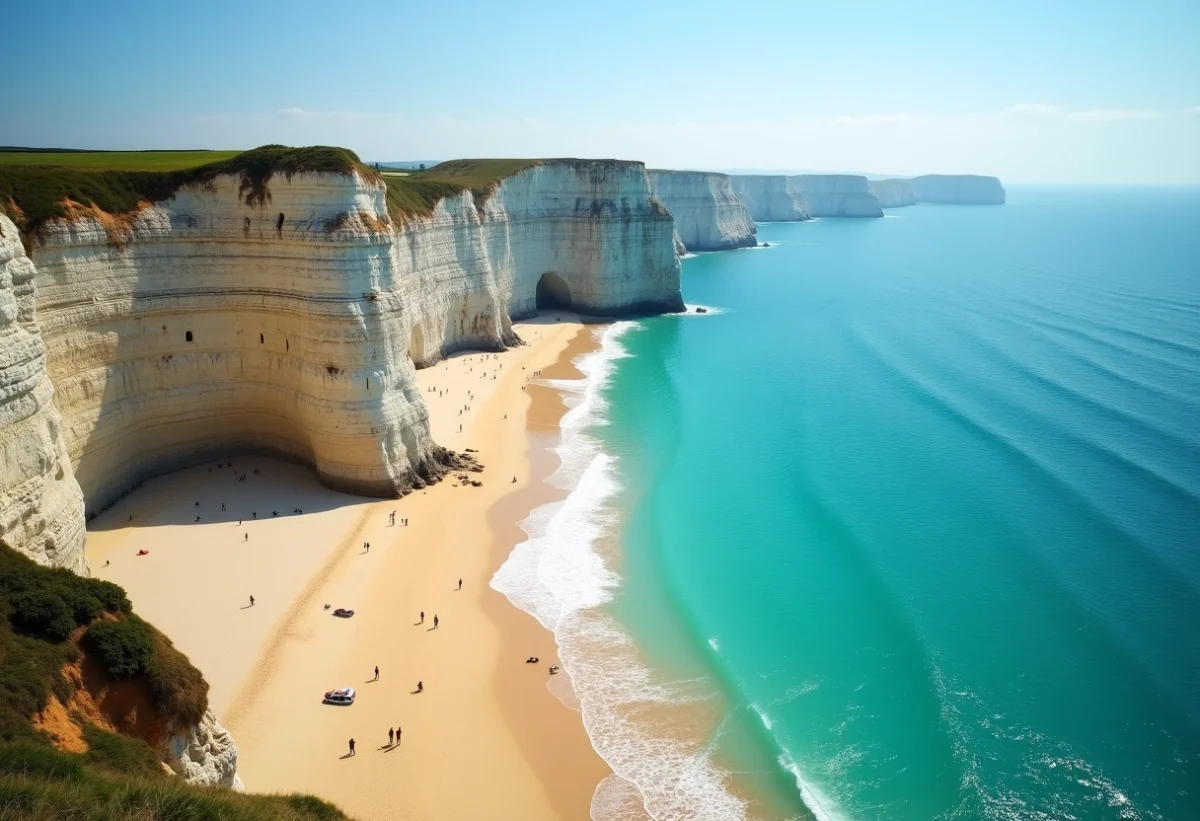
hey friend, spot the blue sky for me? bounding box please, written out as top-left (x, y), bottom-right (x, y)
top-left (3, 0), bottom-right (1198, 182)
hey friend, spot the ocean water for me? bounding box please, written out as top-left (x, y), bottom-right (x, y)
top-left (494, 187), bottom-right (1200, 821)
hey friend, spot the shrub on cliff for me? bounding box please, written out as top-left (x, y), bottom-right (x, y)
top-left (143, 624), bottom-right (208, 729)
top-left (83, 618), bottom-right (153, 679)
top-left (81, 617), bottom-right (209, 727)
top-left (7, 590), bottom-right (77, 642)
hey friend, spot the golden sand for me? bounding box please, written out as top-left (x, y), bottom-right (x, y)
top-left (86, 315), bottom-right (611, 820)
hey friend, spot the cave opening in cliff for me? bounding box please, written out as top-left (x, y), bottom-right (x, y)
top-left (535, 273), bottom-right (572, 311)
top-left (408, 325), bottom-right (424, 366)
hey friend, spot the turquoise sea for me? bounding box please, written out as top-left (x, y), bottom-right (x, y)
top-left (495, 187), bottom-right (1200, 820)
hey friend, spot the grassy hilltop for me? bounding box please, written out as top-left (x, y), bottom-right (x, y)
top-left (0, 149), bottom-right (242, 172)
top-left (0, 544), bottom-right (351, 821)
top-left (0, 146), bottom-right (549, 246)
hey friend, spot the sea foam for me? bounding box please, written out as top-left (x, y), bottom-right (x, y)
top-left (491, 321), bottom-right (749, 821)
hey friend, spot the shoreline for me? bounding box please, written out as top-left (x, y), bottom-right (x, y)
top-left (85, 314), bottom-right (611, 820)
top-left (482, 324), bottom-right (621, 817)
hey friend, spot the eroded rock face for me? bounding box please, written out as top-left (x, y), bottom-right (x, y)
top-left (789, 175), bottom-right (884, 218)
top-left (647, 170), bottom-right (757, 251)
top-left (29, 162), bottom-right (682, 513)
top-left (163, 708), bottom-right (244, 790)
top-left (730, 175), bottom-right (810, 222)
top-left (0, 215), bottom-right (87, 571)
top-left (870, 178), bottom-right (918, 208)
top-left (909, 174), bottom-right (1005, 204)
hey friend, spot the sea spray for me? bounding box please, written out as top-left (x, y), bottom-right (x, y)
top-left (491, 322), bottom-right (749, 821)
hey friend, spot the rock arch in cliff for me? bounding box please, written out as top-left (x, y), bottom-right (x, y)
top-left (535, 272), bottom-right (573, 311)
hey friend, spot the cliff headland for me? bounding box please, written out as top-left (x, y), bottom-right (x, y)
top-left (871, 174), bottom-right (1006, 206)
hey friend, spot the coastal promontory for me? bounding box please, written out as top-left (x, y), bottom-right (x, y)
top-left (647, 169), bottom-right (757, 252)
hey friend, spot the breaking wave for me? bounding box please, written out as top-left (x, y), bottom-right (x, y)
top-left (491, 322), bottom-right (749, 821)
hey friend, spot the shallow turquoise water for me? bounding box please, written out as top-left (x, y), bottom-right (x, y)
top-left (600, 190), bottom-right (1200, 820)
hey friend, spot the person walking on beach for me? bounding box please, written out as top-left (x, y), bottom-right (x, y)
top-left (388, 727), bottom-right (394, 746)
top-left (374, 666), bottom-right (380, 681)
top-left (244, 533), bottom-right (248, 541)
top-left (249, 595), bottom-right (255, 606)
top-left (348, 738), bottom-right (355, 756)
top-left (395, 726), bottom-right (402, 745)
top-left (419, 611), bottom-right (424, 624)
top-left (416, 681), bottom-right (423, 693)
top-left (433, 615), bottom-right (439, 629)
top-left (457, 578), bottom-right (462, 590)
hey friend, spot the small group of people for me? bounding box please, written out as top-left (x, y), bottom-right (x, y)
top-left (388, 511), bottom-right (408, 526)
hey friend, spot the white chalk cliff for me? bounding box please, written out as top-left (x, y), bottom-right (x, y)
top-left (909, 174), bottom-right (1005, 204)
top-left (868, 175), bottom-right (1006, 207)
top-left (27, 160), bottom-right (682, 515)
top-left (869, 178), bottom-right (917, 208)
top-left (0, 215), bottom-right (87, 571)
top-left (729, 175), bottom-right (810, 222)
top-left (789, 175), bottom-right (884, 218)
top-left (164, 708), bottom-right (244, 790)
top-left (647, 170), bottom-right (757, 251)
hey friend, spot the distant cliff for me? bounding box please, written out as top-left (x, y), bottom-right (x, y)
top-left (909, 174), bottom-right (1005, 204)
top-left (648, 170), bottom-right (757, 251)
top-left (869, 178), bottom-right (917, 208)
top-left (789, 175), bottom-right (884, 218)
top-left (729, 175), bottom-right (809, 222)
top-left (872, 175), bottom-right (1005, 206)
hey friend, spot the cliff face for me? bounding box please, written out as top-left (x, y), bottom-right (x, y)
top-left (28, 161), bottom-right (682, 514)
top-left (647, 170), bottom-right (757, 251)
top-left (729, 175), bottom-right (809, 222)
top-left (909, 174), bottom-right (1005, 204)
top-left (165, 708), bottom-right (243, 789)
top-left (870, 178), bottom-right (917, 208)
top-left (789, 175), bottom-right (884, 218)
top-left (0, 216), bottom-right (87, 570)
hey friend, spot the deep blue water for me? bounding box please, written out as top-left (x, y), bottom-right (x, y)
top-left (599, 188), bottom-right (1200, 820)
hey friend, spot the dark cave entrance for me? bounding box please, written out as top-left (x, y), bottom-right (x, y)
top-left (535, 272), bottom-right (573, 311)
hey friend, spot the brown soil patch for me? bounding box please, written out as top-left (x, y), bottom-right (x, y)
top-left (32, 693), bottom-right (89, 753)
top-left (58, 198), bottom-right (152, 250)
top-left (34, 651), bottom-right (171, 755)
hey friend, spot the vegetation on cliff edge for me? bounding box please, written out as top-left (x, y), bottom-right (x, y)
top-left (0, 150), bottom-right (242, 172)
top-left (0, 145), bottom-right (376, 244)
top-left (0, 544), bottom-right (352, 820)
top-left (382, 158), bottom-right (541, 220)
top-left (0, 147), bottom-right (628, 243)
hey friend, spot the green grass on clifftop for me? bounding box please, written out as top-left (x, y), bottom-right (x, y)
top-left (383, 158), bottom-right (541, 219)
top-left (0, 145), bottom-right (376, 243)
top-left (0, 150), bottom-right (242, 171)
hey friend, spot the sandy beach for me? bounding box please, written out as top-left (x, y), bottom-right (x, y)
top-left (86, 315), bottom-right (611, 820)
